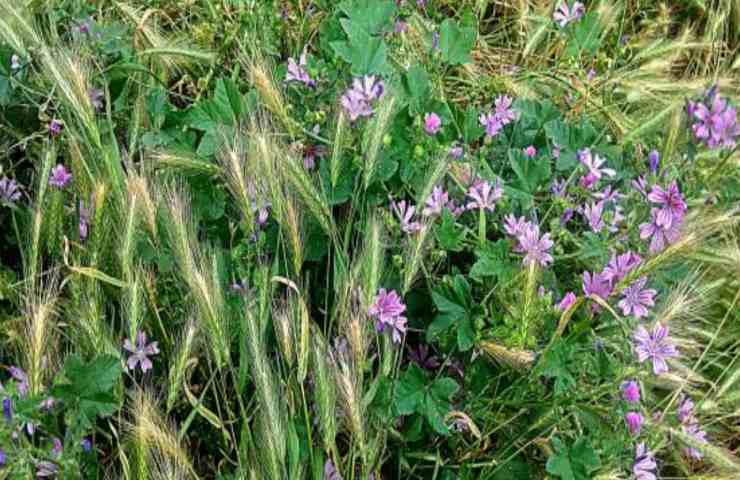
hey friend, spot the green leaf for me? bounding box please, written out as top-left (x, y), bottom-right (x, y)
top-left (394, 364), bottom-right (426, 415)
top-left (436, 210), bottom-right (466, 252)
top-left (337, 0), bottom-right (396, 35)
top-left (546, 437), bottom-right (600, 480)
top-left (509, 148), bottom-right (551, 193)
top-left (539, 341), bottom-right (576, 396)
top-left (462, 106), bottom-right (484, 143)
top-left (52, 354), bottom-right (123, 429)
top-left (402, 65), bottom-right (431, 113)
top-left (331, 20), bottom-right (392, 76)
top-left (438, 19), bottom-right (476, 65)
top-left (565, 12), bottom-right (603, 58)
top-left (424, 377), bottom-right (459, 435)
top-left (469, 240), bottom-right (517, 284)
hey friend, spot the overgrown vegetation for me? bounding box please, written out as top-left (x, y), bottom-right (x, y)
top-left (0, 1), bottom-right (739, 479)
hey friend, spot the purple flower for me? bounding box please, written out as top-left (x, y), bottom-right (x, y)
top-left (625, 411), bottom-right (644, 435)
top-left (36, 461), bottom-right (59, 478)
top-left (632, 175), bottom-right (649, 197)
top-left (369, 289), bottom-right (407, 344)
top-left (582, 271), bottom-right (612, 309)
top-left (409, 344), bottom-right (440, 370)
top-left (517, 224), bottom-right (554, 267)
top-left (479, 112), bottom-right (502, 137)
top-left (324, 459), bottom-right (343, 480)
top-left (682, 422), bottom-right (708, 459)
top-left (560, 208), bottom-right (574, 227)
top-left (633, 443), bottom-right (657, 480)
top-left (639, 208), bottom-right (682, 254)
top-left (633, 322), bottom-right (679, 375)
top-left (582, 201), bottom-right (605, 232)
top-left (2, 398), bottom-right (11, 422)
top-left (422, 186), bottom-right (449, 217)
top-left (123, 331), bottom-right (160, 373)
top-left (302, 143), bottom-right (326, 170)
top-left (369, 288), bottom-right (406, 322)
top-left (394, 20), bottom-right (408, 34)
top-left (340, 76), bottom-right (385, 121)
top-left (0, 177), bottom-right (21, 206)
top-left (9, 366), bottom-right (28, 397)
top-left (448, 145), bottom-right (464, 159)
top-left (391, 200), bottom-right (422, 234)
top-left (465, 178), bottom-right (503, 212)
top-left (285, 50), bottom-right (315, 88)
top-left (648, 150), bottom-right (660, 174)
top-left (647, 181), bottom-right (687, 229)
top-left (618, 277), bottom-right (657, 318)
top-left (0, 448), bottom-right (5, 467)
top-left (602, 251), bottom-right (642, 283)
top-left (557, 292), bottom-right (577, 312)
top-left (494, 95), bottom-right (517, 125)
top-left (504, 214), bottom-right (530, 238)
top-left (677, 394), bottom-right (708, 459)
top-left (52, 437), bottom-right (63, 457)
top-left (687, 87), bottom-right (739, 150)
top-left (79, 200), bottom-right (91, 241)
top-left (81, 438), bottom-right (92, 453)
top-left (551, 178), bottom-right (567, 197)
top-left (524, 145), bottom-right (537, 158)
top-left (586, 68), bottom-right (596, 82)
top-left (621, 380), bottom-right (641, 403)
top-left (424, 112), bottom-right (442, 135)
top-left (553, 2), bottom-right (586, 28)
top-left (48, 120), bottom-right (63, 137)
top-left (10, 54), bottom-right (21, 71)
top-left (49, 165), bottom-right (72, 189)
top-left (578, 148), bottom-right (616, 189)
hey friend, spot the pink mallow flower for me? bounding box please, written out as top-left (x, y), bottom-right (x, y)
top-left (49, 164), bottom-right (72, 189)
top-left (391, 200), bottom-right (422, 234)
top-left (633, 443), bottom-right (657, 480)
top-left (424, 112), bottom-right (442, 135)
top-left (577, 148), bottom-right (616, 190)
top-left (553, 2), bottom-right (585, 28)
top-left (639, 208), bottom-right (682, 254)
top-left (524, 145), bottom-right (537, 158)
top-left (517, 224), bottom-right (554, 267)
top-left (123, 331), bottom-right (160, 373)
top-left (557, 292), bottom-right (577, 312)
top-left (618, 277), bottom-right (657, 318)
top-left (285, 49), bottom-right (315, 87)
top-left (602, 251), bottom-right (642, 283)
top-left (465, 178), bottom-right (503, 212)
top-left (422, 186), bottom-right (449, 217)
top-left (647, 181), bottom-right (687, 229)
top-left (368, 288), bottom-right (407, 344)
top-left (625, 411), bottom-right (644, 436)
top-left (633, 322), bottom-right (679, 375)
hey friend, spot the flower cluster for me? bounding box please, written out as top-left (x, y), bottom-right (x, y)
top-left (340, 76), bottom-right (385, 122)
top-left (687, 86), bottom-right (739, 150)
top-left (578, 148), bottom-right (616, 190)
top-left (581, 251), bottom-right (644, 313)
top-left (479, 95), bottom-right (517, 138)
top-left (369, 288), bottom-right (407, 344)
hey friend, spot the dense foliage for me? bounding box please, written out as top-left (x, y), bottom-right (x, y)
top-left (1, 1), bottom-right (739, 479)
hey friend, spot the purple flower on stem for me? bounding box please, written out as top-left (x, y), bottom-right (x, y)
top-left (557, 292), bottom-right (577, 312)
top-left (478, 112), bottom-right (502, 137)
top-left (422, 186), bottom-right (449, 217)
top-left (424, 112), bottom-right (442, 135)
top-left (369, 288), bottom-right (407, 344)
top-left (648, 150), bottom-right (660, 174)
top-left (324, 459), bottom-right (343, 480)
top-left (633, 443), bottom-right (657, 480)
top-left (504, 215), bottom-right (530, 239)
top-left (632, 175), bottom-right (649, 197)
top-left (494, 95), bottom-right (517, 124)
top-left (551, 178), bottom-right (567, 197)
top-left (81, 438), bottom-right (92, 453)
top-left (79, 200), bottom-right (91, 241)
top-left (625, 411), bottom-right (644, 436)
top-left (578, 148), bottom-right (616, 189)
top-left (621, 380), bottom-right (641, 403)
top-left (394, 20), bottom-right (408, 34)
top-left (582, 271), bottom-right (612, 310)
top-left (49, 165), bottom-right (72, 189)
top-left (391, 200), bottom-right (422, 234)
top-left (48, 120), bottom-right (63, 137)
top-left (524, 145), bottom-right (537, 158)
top-left (553, 2), bottom-right (586, 28)
top-left (0, 448), bottom-right (5, 466)
top-left (560, 208), bottom-right (574, 227)
top-left (633, 322), bottom-right (679, 375)
top-left (677, 394), bottom-right (695, 424)
top-left (285, 50), bottom-right (315, 88)
top-left (340, 76), bottom-right (385, 122)
top-left (3, 398), bottom-right (11, 422)
top-left (582, 201), bottom-right (605, 232)
top-left (677, 394), bottom-right (708, 459)
top-left (0, 177), bottom-right (21, 206)
top-left (448, 145), bottom-right (464, 159)
top-left (123, 331), bottom-right (160, 373)
top-left (602, 251), bottom-right (642, 283)
top-left (639, 208), bottom-right (682, 254)
top-left (647, 181), bottom-right (687, 229)
top-left (89, 88), bottom-right (104, 112)
top-left (618, 277), bottom-right (657, 318)
top-left (465, 179), bottom-right (503, 212)
top-left (687, 86), bottom-right (739, 150)
top-left (52, 437), bottom-right (63, 457)
top-left (517, 224), bottom-right (554, 267)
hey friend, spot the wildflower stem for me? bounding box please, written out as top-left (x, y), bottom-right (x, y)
top-left (705, 146), bottom-right (738, 185)
top-left (478, 208), bottom-right (486, 247)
